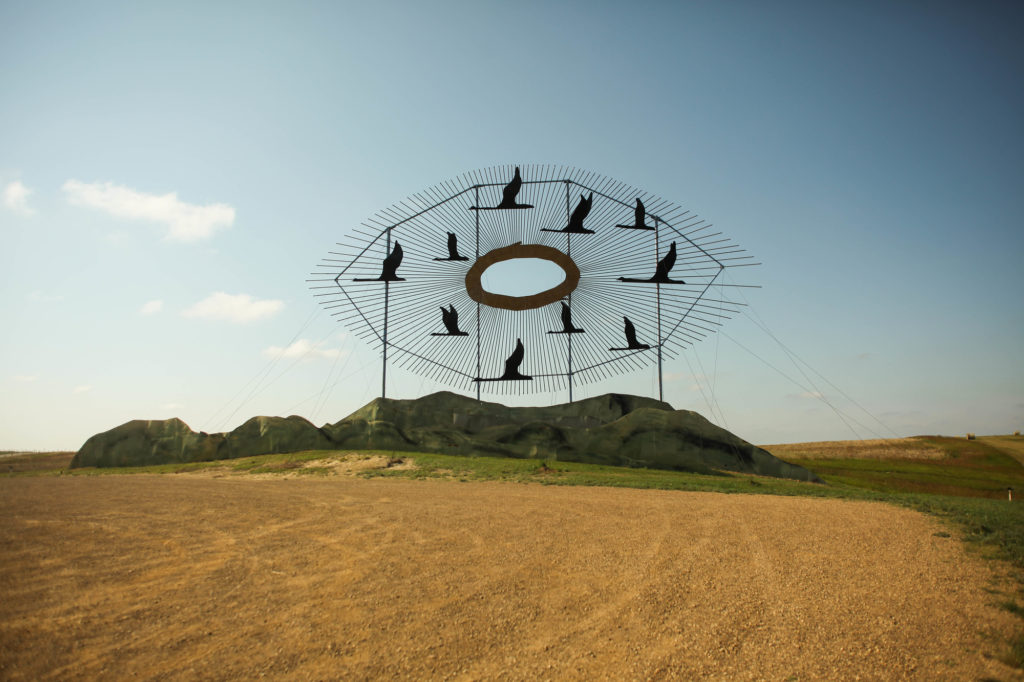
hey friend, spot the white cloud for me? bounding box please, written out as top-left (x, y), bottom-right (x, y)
top-left (62, 179), bottom-right (235, 242)
top-left (73, 385), bottom-right (92, 394)
top-left (2, 181), bottom-right (35, 215)
top-left (162, 402), bottom-right (183, 411)
top-left (182, 292), bottom-right (284, 323)
top-left (263, 338), bottom-right (345, 360)
top-left (13, 374), bottom-right (38, 382)
top-left (140, 299), bottom-right (164, 315)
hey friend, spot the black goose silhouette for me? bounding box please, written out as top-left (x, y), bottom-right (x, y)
top-left (547, 301), bottom-right (584, 334)
top-left (474, 338), bottom-right (532, 381)
top-left (430, 304), bottom-right (468, 336)
top-left (470, 166), bottom-right (533, 210)
top-left (354, 241), bottom-right (404, 281)
top-left (615, 198), bottom-right (654, 230)
top-left (618, 241), bottom-right (684, 284)
top-left (542, 192), bottom-right (594, 234)
top-left (610, 316), bottom-right (651, 350)
top-left (434, 232), bottom-right (469, 261)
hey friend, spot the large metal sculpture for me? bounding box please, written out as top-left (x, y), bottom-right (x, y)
top-left (310, 165), bottom-right (755, 401)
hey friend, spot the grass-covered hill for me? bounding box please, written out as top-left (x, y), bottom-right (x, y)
top-left (69, 391), bottom-right (818, 481)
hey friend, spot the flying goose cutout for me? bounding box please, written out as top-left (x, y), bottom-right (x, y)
top-left (430, 304), bottom-right (469, 336)
top-left (542, 192), bottom-right (594, 234)
top-left (615, 198), bottom-right (654, 230)
top-left (546, 301), bottom-right (585, 334)
top-left (470, 166), bottom-right (534, 210)
top-left (609, 316), bottom-right (651, 351)
top-left (354, 241), bottom-right (404, 281)
top-left (434, 232), bottom-right (469, 261)
top-left (474, 338), bottom-right (532, 381)
top-left (618, 242), bottom-right (685, 284)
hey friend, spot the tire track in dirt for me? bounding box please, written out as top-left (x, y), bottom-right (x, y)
top-left (0, 476), bottom-right (1020, 680)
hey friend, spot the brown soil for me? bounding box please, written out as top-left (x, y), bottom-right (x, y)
top-left (234, 455), bottom-right (415, 479)
top-left (0, 476), bottom-right (1020, 680)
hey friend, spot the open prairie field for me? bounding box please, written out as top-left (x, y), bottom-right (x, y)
top-left (763, 437), bottom-right (949, 460)
top-left (767, 435), bottom-right (1024, 500)
top-left (764, 435), bottom-right (1024, 463)
top-left (1, 473), bottom-right (1022, 680)
top-left (984, 436), bottom-right (1024, 467)
top-left (0, 451), bottom-right (74, 474)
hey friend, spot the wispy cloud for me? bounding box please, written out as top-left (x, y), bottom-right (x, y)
top-left (263, 338), bottom-right (345, 360)
top-left (182, 292), bottom-right (284, 323)
top-left (28, 290), bottom-right (64, 302)
top-left (12, 374), bottom-right (38, 382)
top-left (140, 299), bottom-right (164, 315)
top-left (62, 180), bottom-right (235, 242)
top-left (788, 391), bottom-right (824, 400)
top-left (73, 385), bottom-right (92, 394)
top-left (2, 180), bottom-right (35, 215)
top-left (665, 371), bottom-right (716, 392)
top-left (162, 402), bottom-right (183, 411)
top-left (880, 409), bottom-right (924, 419)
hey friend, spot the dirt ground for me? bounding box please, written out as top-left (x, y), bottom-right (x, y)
top-left (1, 476), bottom-right (1020, 681)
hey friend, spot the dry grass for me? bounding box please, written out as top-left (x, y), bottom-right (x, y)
top-left (762, 437), bottom-right (947, 460)
top-left (984, 436), bottom-right (1024, 467)
top-left (0, 451), bottom-right (75, 473)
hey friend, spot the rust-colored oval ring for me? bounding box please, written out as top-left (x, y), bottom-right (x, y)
top-left (465, 243), bottom-right (580, 311)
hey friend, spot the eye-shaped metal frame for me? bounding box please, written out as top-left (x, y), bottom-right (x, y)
top-left (309, 165), bottom-right (758, 402)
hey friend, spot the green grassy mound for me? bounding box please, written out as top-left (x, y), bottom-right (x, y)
top-left (69, 392), bottom-right (820, 482)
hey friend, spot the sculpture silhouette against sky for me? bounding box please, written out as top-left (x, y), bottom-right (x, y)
top-left (311, 165), bottom-right (756, 401)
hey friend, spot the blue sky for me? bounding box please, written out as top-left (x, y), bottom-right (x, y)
top-left (2, 1), bottom-right (1022, 450)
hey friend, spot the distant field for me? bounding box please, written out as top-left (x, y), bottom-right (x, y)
top-left (768, 435), bottom-right (1024, 501)
top-left (764, 436), bottom-right (947, 460)
top-left (986, 435), bottom-right (1024, 466)
top-left (764, 435), bottom-right (1024, 461)
top-left (0, 451), bottom-right (74, 472)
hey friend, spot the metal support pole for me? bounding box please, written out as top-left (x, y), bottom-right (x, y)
top-left (382, 228), bottom-right (390, 400)
top-left (474, 187), bottom-right (481, 402)
top-left (565, 180), bottom-right (573, 403)
top-left (655, 217), bottom-right (663, 402)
